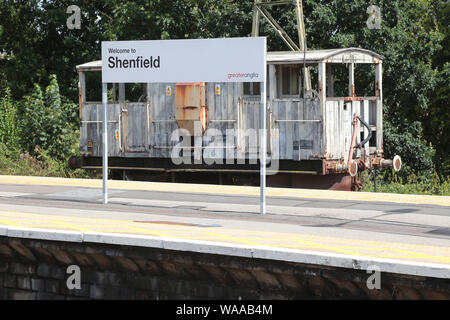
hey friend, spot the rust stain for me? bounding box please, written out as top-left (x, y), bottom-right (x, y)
top-left (175, 82), bottom-right (207, 135)
top-left (78, 77), bottom-right (83, 119)
top-left (87, 140), bottom-right (93, 156)
top-left (344, 97), bottom-right (363, 101)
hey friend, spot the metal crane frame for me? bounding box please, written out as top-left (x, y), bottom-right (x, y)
top-left (251, 0), bottom-right (312, 93)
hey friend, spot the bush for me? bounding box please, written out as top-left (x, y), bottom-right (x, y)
top-left (362, 170), bottom-right (450, 196)
top-left (0, 142), bottom-right (98, 179)
top-left (18, 75), bottom-right (78, 161)
top-left (0, 74), bottom-right (98, 179)
top-left (0, 84), bottom-right (20, 153)
top-left (383, 118), bottom-right (436, 185)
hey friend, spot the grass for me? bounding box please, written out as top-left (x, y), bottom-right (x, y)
top-left (0, 143), bottom-right (100, 179)
top-left (361, 171), bottom-right (450, 196)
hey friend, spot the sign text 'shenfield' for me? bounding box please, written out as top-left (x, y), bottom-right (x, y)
top-left (107, 55), bottom-right (160, 69)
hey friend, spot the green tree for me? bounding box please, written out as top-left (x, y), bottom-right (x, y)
top-left (19, 75), bottom-right (76, 161)
top-left (0, 83), bottom-right (19, 152)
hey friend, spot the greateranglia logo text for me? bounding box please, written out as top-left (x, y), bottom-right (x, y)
top-left (107, 47), bottom-right (160, 69)
top-left (227, 72), bottom-right (259, 80)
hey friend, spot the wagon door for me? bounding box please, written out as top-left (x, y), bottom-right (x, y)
top-left (121, 102), bottom-right (149, 154)
top-left (80, 103), bottom-right (121, 157)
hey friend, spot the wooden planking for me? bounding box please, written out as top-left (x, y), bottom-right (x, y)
top-left (325, 101), bottom-right (333, 158)
top-left (214, 82), bottom-right (226, 160)
top-left (318, 62), bottom-right (327, 157)
top-left (269, 99), bottom-right (278, 158)
top-left (148, 83), bottom-right (159, 158)
top-left (285, 101), bottom-right (294, 159)
top-left (80, 101), bottom-right (88, 155)
top-left (303, 99), bottom-right (321, 159)
top-left (107, 103), bottom-right (121, 157)
top-left (269, 99), bottom-right (321, 160)
top-left (204, 82), bottom-right (241, 161)
top-left (369, 100), bottom-right (377, 126)
top-left (239, 98), bottom-right (258, 161)
top-left (212, 82), bottom-right (223, 160)
top-left (363, 100), bottom-right (369, 155)
top-left (225, 83), bottom-right (236, 160)
top-left (147, 83), bottom-right (176, 158)
top-left (292, 101), bottom-right (300, 160)
top-left (229, 83), bottom-right (241, 161)
top-left (375, 63), bottom-right (383, 151)
top-left (277, 101), bottom-right (287, 159)
top-left (352, 101), bottom-right (361, 159)
top-left (336, 100), bottom-right (343, 158)
top-left (124, 103), bottom-right (147, 153)
top-left (342, 100), bottom-right (351, 161)
top-left (325, 100), bottom-right (343, 160)
top-left (78, 72), bottom-right (86, 119)
top-left (248, 99), bottom-right (260, 162)
top-left (165, 83), bottom-right (177, 157)
top-left (332, 100), bottom-right (339, 158)
top-left (81, 103), bottom-right (121, 157)
top-left (80, 83), bottom-right (378, 163)
top-left (205, 83), bottom-right (216, 160)
top-left (81, 103), bottom-right (119, 157)
top-left (324, 99), bottom-right (376, 161)
top-left (160, 83), bottom-right (170, 158)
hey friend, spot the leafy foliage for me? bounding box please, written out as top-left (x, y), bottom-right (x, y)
top-left (383, 119), bottom-right (435, 183)
top-left (0, 82), bottom-right (19, 153)
top-left (19, 75), bottom-right (78, 161)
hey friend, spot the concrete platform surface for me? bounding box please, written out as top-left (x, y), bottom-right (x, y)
top-left (0, 175), bottom-right (449, 278)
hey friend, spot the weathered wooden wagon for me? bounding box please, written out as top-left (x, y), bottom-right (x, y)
top-left (70, 47), bottom-right (401, 190)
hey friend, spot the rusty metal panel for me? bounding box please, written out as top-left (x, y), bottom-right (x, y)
top-left (175, 83), bottom-right (206, 136)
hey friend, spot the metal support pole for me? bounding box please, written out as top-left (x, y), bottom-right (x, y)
top-left (349, 62), bottom-right (355, 97)
top-left (295, 0), bottom-right (311, 92)
top-left (260, 43), bottom-right (267, 216)
top-left (102, 82), bottom-right (108, 204)
top-left (252, 0), bottom-right (261, 37)
top-left (373, 169), bottom-right (377, 193)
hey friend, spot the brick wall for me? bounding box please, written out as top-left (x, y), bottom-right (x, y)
top-left (0, 236), bottom-right (449, 300)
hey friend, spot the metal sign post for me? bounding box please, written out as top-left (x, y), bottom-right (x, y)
top-left (102, 83), bottom-right (108, 204)
top-left (260, 50), bottom-right (267, 215)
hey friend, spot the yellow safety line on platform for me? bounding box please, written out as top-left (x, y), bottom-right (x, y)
top-left (0, 175), bottom-right (449, 206)
top-left (0, 218), bottom-right (22, 227)
top-left (49, 220), bottom-right (93, 232)
top-left (1, 209), bottom-right (449, 257)
top-left (0, 210), bottom-right (449, 265)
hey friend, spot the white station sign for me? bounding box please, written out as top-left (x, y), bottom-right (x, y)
top-left (102, 37), bottom-right (266, 83)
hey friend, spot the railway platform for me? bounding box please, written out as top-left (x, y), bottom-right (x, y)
top-left (0, 175), bottom-right (449, 299)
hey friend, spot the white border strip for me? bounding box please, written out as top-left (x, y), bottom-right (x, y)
top-left (1, 225), bottom-right (449, 279)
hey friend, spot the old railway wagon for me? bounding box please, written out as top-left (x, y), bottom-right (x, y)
top-left (70, 48), bottom-right (401, 190)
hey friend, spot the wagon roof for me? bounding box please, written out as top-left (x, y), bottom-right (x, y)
top-left (76, 47), bottom-right (383, 71)
top-left (76, 60), bottom-right (102, 71)
top-left (267, 48), bottom-right (383, 64)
